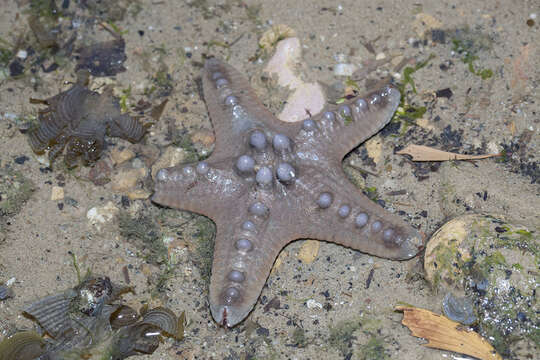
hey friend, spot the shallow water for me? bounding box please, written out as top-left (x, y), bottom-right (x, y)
top-left (0, 1), bottom-right (538, 359)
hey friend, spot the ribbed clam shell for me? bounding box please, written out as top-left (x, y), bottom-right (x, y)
top-left (0, 331), bottom-right (46, 360)
top-left (51, 85), bottom-right (89, 129)
top-left (108, 114), bottom-right (145, 142)
top-left (45, 304), bottom-right (117, 356)
top-left (0, 284), bottom-right (14, 300)
top-left (28, 112), bottom-right (64, 153)
top-left (27, 74), bottom-right (146, 167)
top-left (140, 307), bottom-right (181, 340)
top-left (24, 291), bottom-right (75, 339)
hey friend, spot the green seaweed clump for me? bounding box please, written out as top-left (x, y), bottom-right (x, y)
top-left (117, 210), bottom-right (167, 264)
top-left (292, 326), bottom-right (308, 348)
top-left (193, 216), bottom-right (216, 283)
top-left (328, 317), bottom-right (389, 359)
top-left (328, 319), bottom-right (362, 356)
top-left (391, 54), bottom-right (433, 133)
top-left (358, 336), bottom-right (390, 360)
top-left (451, 37), bottom-right (493, 79)
top-left (0, 166), bottom-right (34, 217)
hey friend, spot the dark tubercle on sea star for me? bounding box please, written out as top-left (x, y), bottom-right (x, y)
top-left (152, 58), bottom-right (424, 327)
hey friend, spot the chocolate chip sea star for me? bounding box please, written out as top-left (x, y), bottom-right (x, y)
top-left (152, 58), bottom-right (424, 327)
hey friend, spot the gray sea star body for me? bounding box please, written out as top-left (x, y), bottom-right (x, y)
top-left (152, 58), bottom-right (424, 327)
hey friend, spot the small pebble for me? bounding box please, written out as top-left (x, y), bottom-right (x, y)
top-left (14, 155), bottom-right (29, 164)
top-left (256, 327), bottom-right (270, 337)
top-left (333, 63), bottom-right (357, 76)
top-left (306, 299), bottom-right (323, 310)
top-left (16, 50), bottom-right (28, 60)
top-left (110, 148), bottom-right (135, 165)
top-left (51, 186), bottom-right (64, 201)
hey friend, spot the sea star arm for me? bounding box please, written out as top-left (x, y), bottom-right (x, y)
top-left (292, 165), bottom-right (424, 260)
top-left (209, 208), bottom-right (293, 328)
top-left (152, 160), bottom-right (246, 220)
top-left (202, 58), bottom-right (297, 158)
top-left (294, 84), bottom-right (401, 162)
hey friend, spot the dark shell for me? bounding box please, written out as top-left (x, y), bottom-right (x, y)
top-left (110, 305), bottom-right (140, 330)
top-left (75, 38), bottom-right (127, 77)
top-left (111, 323), bottom-right (161, 358)
top-left (28, 72), bottom-right (146, 167)
top-left (140, 306), bottom-right (182, 340)
top-left (0, 331), bottom-right (46, 360)
top-left (442, 292), bottom-right (476, 325)
top-left (108, 306), bottom-right (183, 359)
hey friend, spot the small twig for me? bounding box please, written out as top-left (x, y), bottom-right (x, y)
top-left (346, 162), bottom-right (380, 177)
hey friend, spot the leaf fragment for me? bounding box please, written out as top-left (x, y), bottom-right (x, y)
top-left (297, 240), bottom-right (320, 264)
top-left (396, 305), bottom-right (502, 360)
top-left (397, 144), bottom-right (500, 162)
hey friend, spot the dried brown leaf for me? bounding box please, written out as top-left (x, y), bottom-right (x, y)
top-left (177, 311), bottom-right (186, 341)
top-left (397, 144), bottom-right (500, 162)
top-left (396, 305), bottom-right (502, 360)
top-left (150, 99), bottom-right (169, 121)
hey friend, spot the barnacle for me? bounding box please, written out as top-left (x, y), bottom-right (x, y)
top-left (28, 71), bottom-right (147, 168)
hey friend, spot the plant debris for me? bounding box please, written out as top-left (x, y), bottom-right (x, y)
top-left (397, 144), bottom-right (500, 162)
top-left (297, 240), bottom-right (320, 264)
top-left (117, 209), bottom-right (167, 265)
top-left (0, 165), bottom-right (35, 217)
top-left (75, 37), bottom-right (127, 76)
top-left (396, 305), bottom-right (502, 360)
top-left (75, 24), bottom-right (127, 77)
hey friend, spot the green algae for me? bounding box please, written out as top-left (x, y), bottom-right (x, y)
top-left (119, 86), bottom-right (132, 113)
top-left (327, 316), bottom-right (387, 358)
top-left (0, 166), bottom-right (35, 217)
top-left (292, 327), bottom-right (308, 347)
top-left (328, 319), bottom-right (362, 356)
top-left (364, 186), bottom-right (379, 202)
top-left (193, 216), bottom-right (216, 283)
top-left (429, 234), bottom-right (466, 292)
top-left (451, 35), bottom-right (494, 80)
top-left (398, 54), bottom-right (435, 95)
top-left (117, 210), bottom-right (167, 265)
top-left (358, 336), bottom-right (390, 360)
top-left (391, 54), bottom-right (434, 134)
